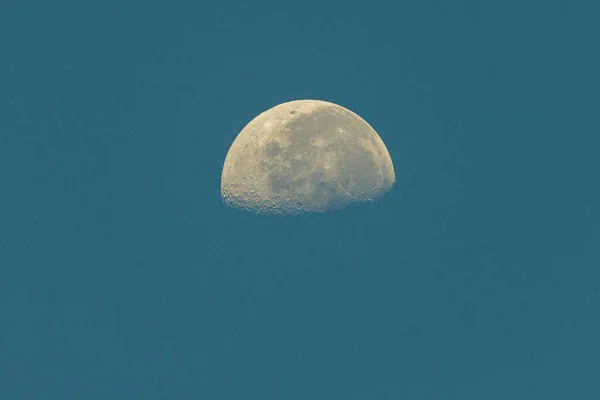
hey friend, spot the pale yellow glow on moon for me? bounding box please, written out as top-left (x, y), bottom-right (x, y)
top-left (221, 99), bottom-right (395, 215)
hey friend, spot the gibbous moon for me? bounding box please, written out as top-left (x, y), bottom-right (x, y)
top-left (221, 99), bottom-right (395, 215)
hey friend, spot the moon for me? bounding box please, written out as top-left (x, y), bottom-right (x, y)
top-left (221, 99), bottom-right (395, 215)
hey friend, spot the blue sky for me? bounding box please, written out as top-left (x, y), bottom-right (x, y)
top-left (1, 0), bottom-right (599, 398)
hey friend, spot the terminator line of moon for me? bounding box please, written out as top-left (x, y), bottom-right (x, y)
top-left (220, 99), bottom-right (395, 215)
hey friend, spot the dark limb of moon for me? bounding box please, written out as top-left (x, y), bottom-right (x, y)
top-left (221, 99), bottom-right (395, 215)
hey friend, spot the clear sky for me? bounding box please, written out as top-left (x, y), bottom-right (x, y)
top-left (1, 0), bottom-right (599, 398)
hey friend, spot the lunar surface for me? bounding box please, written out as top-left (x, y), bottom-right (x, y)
top-left (221, 99), bottom-right (395, 215)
